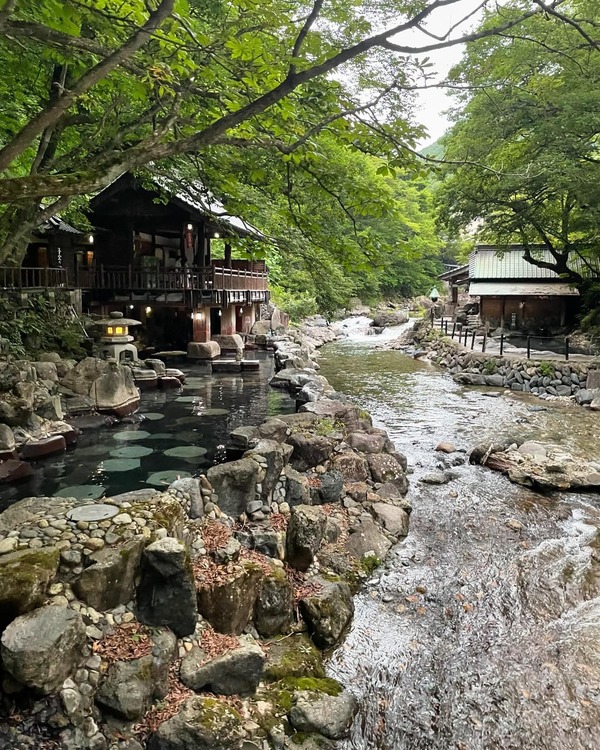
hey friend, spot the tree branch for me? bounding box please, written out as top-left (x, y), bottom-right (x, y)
top-left (0, 0), bottom-right (175, 173)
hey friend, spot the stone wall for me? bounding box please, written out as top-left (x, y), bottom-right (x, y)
top-left (416, 328), bottom-right (600, 408)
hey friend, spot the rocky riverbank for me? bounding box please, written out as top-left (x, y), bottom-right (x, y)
top-left (389, 321), bottom-right (600, 409)
top-left (0, 323), bottom-right (411, 750)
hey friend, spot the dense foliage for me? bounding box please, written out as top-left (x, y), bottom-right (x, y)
top-left (437, 0), bottom-right (600, 283)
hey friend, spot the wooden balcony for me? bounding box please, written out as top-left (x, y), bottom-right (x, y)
top-left (0, 266), bottom-right (69, 289)
top-left (0, 263), bottom-right (268, 294)
top-left (76, 263), bottom-right (268, 293)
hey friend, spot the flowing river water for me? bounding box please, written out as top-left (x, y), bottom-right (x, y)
top-left (319, 322), bottom-right (600, 750)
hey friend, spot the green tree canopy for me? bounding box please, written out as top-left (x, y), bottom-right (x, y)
top-left (437, 0), bottom-right (600, 283)
top-left (0, 0), bottom-right (564, 262)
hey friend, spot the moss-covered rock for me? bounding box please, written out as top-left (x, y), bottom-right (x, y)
top-left (254, 565), bottom-right (294, 637)
top-left (263, 634), bottom-right (326, 682)
top-left (197, 562), bottom-right (263, 635)
top-left (147, 695), bottom-right (244, 750)
top-left (0, 546), bottom-right (60, 630)
top-left (300, 578), bottom-right (354, 649)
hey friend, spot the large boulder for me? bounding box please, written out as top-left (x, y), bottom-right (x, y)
top-left (254, 566), bottom-right (294, 637)
top-left (180, 638), bottom-right (265, 695)
top-left (207, 457), bottom-right (261, 518)
top-left (1, 606), bottom-right (86, 692)
top-left (288, 433), bottom-right (336, 472)
top-left (137, 537), bottom-right (197, 637)
top-left (0, 423), bottom-right (16, 455)
top-left (290, 690), bottom-right (358, 740)
top-left (286, 505), bottom-right (327, 571)
top-left (263, 633), bottom-right (325, 681)
top-left (367, 453), bottom-right (408, 494)
top-left (300, 579), bottom-right (354, 648)
top-left (197, 562), bottom-right (263, 635)
top-left (212, 334), bottom-right (244, 354)
top-left (299, 400), bottom-right (368, 432)
top-left (347, 432), bottom-right (386, 454)
top-left (61, 358), bottom-right (140, 417)
top-left (96, 629), bottom-right (176, 720)
top-left (0, 546), bottom-right (60, 630)
top-left (187, 341), bottom-right (221, 360)
top-left (257, 418), bottom-right (289, 443)
top-left (371, 309), bottom-right (409, 328)
top-left (93, 361), bottom-right (140, 416)
top-left (369, 503), bottom-right (410, 538)
top-left (313, 470), bottom-right (344, 505)
top-left (345, 518), bottom-right (392, 561)
top-left (147, 696), bottom-right (244, 750)
top-left (73, 537), bottom-right (145, 611)
top-left (329, 451), bottom-right (370, 482)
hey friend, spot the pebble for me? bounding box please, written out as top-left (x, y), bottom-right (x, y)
top-left (113, 513), bottom-right (132, 526)
top-left (85, 625), bottom-right (104, 640)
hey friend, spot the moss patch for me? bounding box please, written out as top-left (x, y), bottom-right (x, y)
top-left (263, 634), bottom-right (325, 682)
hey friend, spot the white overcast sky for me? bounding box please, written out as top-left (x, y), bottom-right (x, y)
top-left (398, 0), bottom-right (488, 145)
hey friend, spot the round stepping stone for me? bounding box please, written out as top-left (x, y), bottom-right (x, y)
top-left (99, 458), bottom-right (141, 472)
top-left (146, 470), bottom-right (192, 487)
top-left (110, 445), bottom-right (154, 459)
top-left (145, 433), bottom-right (175, 441)
top-left (197, 408), bottom-right (229, 416)
top-left (141, 412), bottom-right (164, 421)
top-left (176, 417), bottom-right (202, 427)
top-left (112, 430), bottom-right (151, 442)
top-left (66, 503), bottom-right (118, 521)
top-left (183, 377), bottom-right (206, 386)
top-left (175, 396), bottom-right (200, 403)
top-left (56, 485), bottom-right (107, 501)
top-left (164, 446), bottom-right (208, 459)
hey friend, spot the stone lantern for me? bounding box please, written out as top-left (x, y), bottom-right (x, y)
top-left (96, 311), bottom-right (141, 362)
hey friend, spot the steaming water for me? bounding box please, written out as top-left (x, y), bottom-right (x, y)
top-left (319, 321), bottom-right (600, 750)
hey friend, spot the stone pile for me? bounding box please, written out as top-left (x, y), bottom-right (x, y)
top-left (0, 324), bottom-right (412, 750)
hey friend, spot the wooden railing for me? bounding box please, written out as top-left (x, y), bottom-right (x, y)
top-left (77, 263), bottom-right (268, 293)
top-left (0, 266), bottom-right (68, 289)
top-left (0, 263), bottom-right (268, 293)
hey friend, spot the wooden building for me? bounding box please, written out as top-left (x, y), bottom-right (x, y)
top-left (466, 245), bottom-right (581, 332)
top-left (2, 173), bottom-right (270, 351)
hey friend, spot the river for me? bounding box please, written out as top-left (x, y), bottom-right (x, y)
top-left (319, 322), bottom-right (600, 750)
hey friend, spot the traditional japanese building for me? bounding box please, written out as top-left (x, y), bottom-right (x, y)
top-left (3, 173), bottom-right (270, 351)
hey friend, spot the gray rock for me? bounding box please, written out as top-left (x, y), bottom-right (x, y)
top-left (286, 505), bottom-right (327, 571)
top-left (137, 537), bottom-right (197, 637)
top-left (197, 563), bottom-right (263, 635)
top-left (315, 470), bottom-right (344, 504)
top-left (73, 537), bottom-right (144, 611)
top-left (288, 433), bottom-right (336, 472)
top-left (283, 465), bottom-right (311, 506)
top-left (300, 579), bottom-right (354, 648)
top-left (147, 695), bottom-right (243, 750)
top-left (556, 385), bottom-right (572, 397)
top-left (187, 341), bottom-right (221, 360)
top-left (213, 538), bottom-right (241, 564)
top-left (0, 423), bottom-right (16, 452)
top-left (0, 545), bottom-right (60, 629)
top-left (207, 457), bottom-right (260, 518)
top-left (367, 454), bottom-right (408, 494)
top-left (586, 370), bottom-right (600, 390)
top-left (290, 690), bottom-right (358, 740)
top-left (252, 529), bottom-right (285, 559)
top-left (345, 519), bottom-right (391, 561)
top-left (1, 606), bottom-right (86, 693)
top-left (257, 418), bottom-right (289, 443)
top-left (96, 629), bottom-right (176, 720)
top-left (329, 451), bottom-right (370, 482)
top-left (254, 567), bottom-right (294, 637)
top-left (517, 441), bottom-right (547, 458)
top-left (484, 374), bottom-right (504, 387)
top-left (369, 503), bottom-right (409, 537)
top-left (229, 425), bottom-right (258, 450)
top-left (180, 639), bottom-right (265, 695)
top-left (575, 389), bottom-right (596, 405)
top-left (347, 432), bottom-right (386, 454)
top-left (421, 471), bottom-right (451, 485)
